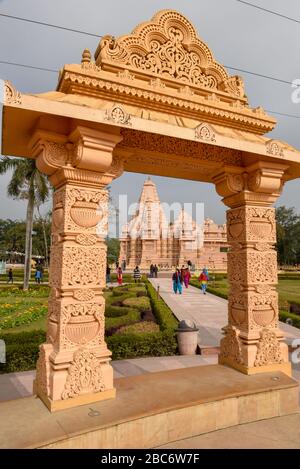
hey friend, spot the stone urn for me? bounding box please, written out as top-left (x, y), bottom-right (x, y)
top-left (65, 317), bottom-right (99, 345)
top-left (177, 320), bottom-right (199, 355)
top-left (70, 201), bottom-right (101, 228)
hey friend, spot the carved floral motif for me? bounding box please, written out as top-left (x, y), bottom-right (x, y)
top-left (195, 123), bottom-right (216, 143)
top-left (96, 10), bottom-right (245, 97)
top-left (254, 329), bottom-right (283, 366)
top-left (62, 350), bottom-right (106, 399)
top-left (266, 140), bottom-right (284, 157)
top-left (119, 129), bottom-right (242, 165)
top-left (219, 326), bottom-right (243, 365)
top-left (104, 104), bottom-right (131, 126)
top-left (4, 81), bottom-right (22, 105)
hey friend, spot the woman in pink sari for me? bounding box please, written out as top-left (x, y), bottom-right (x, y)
top-left (183, 268), bottom-right (191, 288)
top-left (117, 267), bottom-right (123, 285)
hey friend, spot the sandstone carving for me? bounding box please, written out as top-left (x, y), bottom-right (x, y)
top-left (62, 350), bottom-right (106, 399)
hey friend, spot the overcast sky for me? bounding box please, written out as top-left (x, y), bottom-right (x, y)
top-left (1, 0), bottom-right (300, 224)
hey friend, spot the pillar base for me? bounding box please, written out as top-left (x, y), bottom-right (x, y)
top-left (35, 385), bottom-right (116, 412)
top-left (219, 357), bottom-right (292, 377)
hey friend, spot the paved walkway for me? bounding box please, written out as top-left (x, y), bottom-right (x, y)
top-left (0, 355), bottom-right (217, 402)
top-left (150, 277), bottom-right (300, 348)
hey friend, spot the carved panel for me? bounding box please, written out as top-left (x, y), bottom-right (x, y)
top-left (104, 104), bottom-right (132, 126)
top-left (120, 129), bottom-right (242, 165)
top-left (61, 301), bottom-right (105, 347)
top-left (227, 206), bottom-right (276, 243)
top-left (4, 80), bottom-right (22, 105)
top-left (266, 140), bottom-right (284, 157)
top-left (96, 10), bottom-right (245, 98)
top-left (219, 326), bottom-right (243, 365)
top-left (195, 123), bottom-right (216, 143)
top-left (254, 329), bottom-right (283, 366)
top-left (228, 250), bottom-right (277, 285)
top-left (62, 350), bottom-right (106, 399)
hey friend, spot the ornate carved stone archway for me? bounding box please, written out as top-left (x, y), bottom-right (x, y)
top-left (2, 10), bottom-right (300, 411)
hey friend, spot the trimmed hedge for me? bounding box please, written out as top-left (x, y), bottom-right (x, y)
top-left (145, 279), bottom-right (178, 331)
top-left (0, 330), bottom-right (46, 374)
top-left (105, 305), bottom-right (133, 318)
top-left (0, 342), bottom-right (39, 373)
top-left (105, 309), bottom-right (140, 330)
top-left (123, 296), bottom-right (151, 311)
top-left (106, 330), bottom-right (177, 360)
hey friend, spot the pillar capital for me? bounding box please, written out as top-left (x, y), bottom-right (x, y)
top-left (213, 161), bottom-right (289, 208)
top-left (29, 126), bottom-right (124, 185)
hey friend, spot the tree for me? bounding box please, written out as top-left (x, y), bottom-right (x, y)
top-left (106, 238), bottom-right (120, 266)
top-left (0, 157), bottom-right (49, 289)
top-left (276, 206), bottom-right (300, 266)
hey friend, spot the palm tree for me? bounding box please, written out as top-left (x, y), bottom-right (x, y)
top-left (0, 157), bottom-right (49, 290)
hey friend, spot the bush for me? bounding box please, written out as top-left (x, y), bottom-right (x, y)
top-left (0, 330), bottom-right (46, 345)
top-left (0, 342), bottom-right (39, 373)
top-left (116, 321), bottom-right (160, 335)
top-left (105, 308), bottom-right (140, 330)
top-left (106, 330), bottom-right (177, 360)
top-left (145, 280), bottom-right (178, 331)
top-left (123, 296), bottom-right (151, 311)
top-left (105, 305), bottom-right (133, 318)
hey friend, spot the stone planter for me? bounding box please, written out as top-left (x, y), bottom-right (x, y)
top-left (177, 320), bottom-right (199, 355)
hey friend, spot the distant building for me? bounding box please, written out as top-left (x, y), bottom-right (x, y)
top-left (119, 178), bottom-right (228, 270)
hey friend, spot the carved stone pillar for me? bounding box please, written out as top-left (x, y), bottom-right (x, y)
top-left (213, 162), bottom-right (291, 376)
top-left (30, 126), bottom-right (123, 411)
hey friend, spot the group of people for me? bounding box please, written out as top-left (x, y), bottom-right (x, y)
top-left (106, 264), bottom-right (141, 286)
top-left (6, 263), bottom-right (44, 284)
top-left (149, 264), bottom-right (158, 278)
top-left (172, 266), bottom-right (209, 295)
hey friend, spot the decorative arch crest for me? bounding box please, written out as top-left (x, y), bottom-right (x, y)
top-left (95, 10), bottom-right (246, 98)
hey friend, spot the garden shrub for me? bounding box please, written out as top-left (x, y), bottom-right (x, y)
top-left (105, 308), bottom-right (140, 330)
top-left (136, 291), bottom-right (147, 297)
top-left (116, 321), bottom-right (160, 335)
top-left (106, 330), bottom-right (177, 360)
top-left (0, 342), bottom-right (39, 373)
top-left (0, 330), bottom-right (46, 345)
top-left (105, 305), bottom-right (133, 318)
top-left (145, 280), bottom-right (178, 331)
top-left (123, 296), bottom-right (151, 311)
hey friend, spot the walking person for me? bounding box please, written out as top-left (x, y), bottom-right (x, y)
top-left (35, 269), bottom-right (42, 284)
top-left (183, 268), bottom-right (191, 288)
top-left (7, 268), bottom-right (13, 284)
top-left (149, 264), bottom-right (154, 278)
top-left (172, 268), bottom-right (183, 295)
top-left (117, 266), bottom-right (123, 286)
top-left (133, 265), bottom-right (141, 283)
top-left (198, 269), bottom-right (209, 294)
top-left (153, 264), bottom-right (158, 278)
